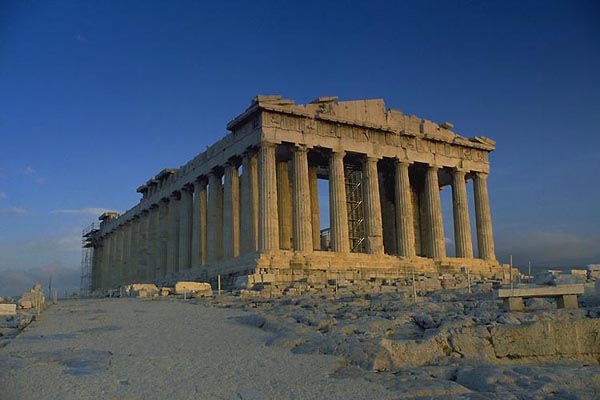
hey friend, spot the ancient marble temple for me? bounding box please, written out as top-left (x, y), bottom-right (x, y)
top-left (89, 95), bottom-right (504, 291)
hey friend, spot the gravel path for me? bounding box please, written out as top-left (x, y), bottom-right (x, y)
top-left (0, 298), bottom-right (393, 400)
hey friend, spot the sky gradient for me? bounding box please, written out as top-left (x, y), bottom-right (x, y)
top-left (1, 0), bottom-right (599, 296)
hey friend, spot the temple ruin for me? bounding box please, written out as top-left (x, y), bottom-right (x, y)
top-left (88, 95), bottom-right (506, 292)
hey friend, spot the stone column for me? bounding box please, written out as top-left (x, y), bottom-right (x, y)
top-left (241, 153), bottom-right (258, 254)
top-left (258, 142), bottom-right (279, 251)
top-left (394, 160), bottom-right (416, 257)
top-left (329, 151), bottom-right (350, 253)
top-left (157, 199), bottom-right (169, 278)
top-left (122, 222), bottom-right (132, 283)
top-left (474, 172), bottom-right (496, 260)
top-left (138, 211), bottom-right (149, 280)
top-left (291, 145), bottom-right (313, 252)
top-left (276, 160), bottom-right (292, 250)
top-left (102, 234), bottom-right (112, 289)
top-left (207, 170), bottom-right (223, 263)
top-left (147, 206), bottom-right (159, 278)
top-left (166, 193), bottom-right (180, 273)
top-left (223, 163), bottom-right (241, 258)
top-left (424, 165), bottom-right (446, 258)
top-left (362, 156), bottom-right (384, 254)
top-left (91, 244), bottom-right (102, 291)
top-left (128, 218), bottom-right (138, 281)
top-left (309, 166), bottom-right (321, 250)
top-left (115, 227), bottom-right (124, 286)
top-left (178, 187), bottom-right (193, 270)
top-left (192, 178), bottom-right (208, 267)
top-left (452, 169), bottom-right (474, 258)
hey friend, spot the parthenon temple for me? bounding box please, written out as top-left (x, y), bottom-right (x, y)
top-left (88, 95), bottom-right (506, 292)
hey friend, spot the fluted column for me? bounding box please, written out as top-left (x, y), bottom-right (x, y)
top-left (138, 211), bottom-right (149, 280)
top-left (424, 165), bottom-right (446, 258)
top-left (115, 227), bottom-right (124, 286)
top-left (241, 153), bottom-right (258, 254)
top-left (207, 170), bottom-right (223, 263)
top-left (92, 244), bottom-right (102, 290)
top-left (157, 199), bottom-right (169, 278)
top-left (309, 166), bottom-right (321, 250)
top-left (329, 151), bottom-right (350, 253)
top-left (291, 146), bottom-right (313, 252)
top-left (276, 160), bottom-right (292, 250)
top-left (452, 169), bottom-right (474, 258)
top-left (178, 187), bottom-right (193, 270)
top-left (102, 234), bottom-right (112, 289)
top-left (363, 156), bottom-right (384, 254)
top-left (474, 172), bottom-right (496, 260)
top-left (192, 178), bottom-right (208, 267)
top-left (394, 160), bottom-right (416, 257)
top-left (258, 142), bottom-right (279, 251)
top-left (122, 222), bottom-right (132, 283)
top-left (128, 218), bottom-right (139, 281)
top-left (166, 193), bottom-right (180, 273)
top-left (147, 206), bottom-right (159, 278)
top-left (223, 163), bottom-right (241, 258)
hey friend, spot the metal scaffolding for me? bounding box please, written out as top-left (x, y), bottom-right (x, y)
top-left (345, 167), bottom-right (365, 253)
top-left (80, 223), bottom-right (98, 296)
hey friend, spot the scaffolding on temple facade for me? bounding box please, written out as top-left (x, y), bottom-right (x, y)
top-left (345, 167), bottom-right (365, 253)
top-left (80, 223), bottom-right (98, 296)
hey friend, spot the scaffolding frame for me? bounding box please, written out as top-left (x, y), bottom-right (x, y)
top-left (345, 167), bottom-right (365, 253)
top-left (80, 223), bottom-right (98, 296)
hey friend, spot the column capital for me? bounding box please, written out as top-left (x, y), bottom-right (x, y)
top-left (394, 158), bottom-right (413, 167)
top-left (181, 184), bottom-right (194, 193)
top-left (293, 144), bottom-right (309, 153)
top-left (169, 191), bottom-right (181, 200)
top-left (330, 150), bottom-right (346, 159)
top-left (260, 141), bottom-right (277, 149)
top-left (364, 154), bottom-right (381, 163)
top-left (194, 176), bottom-right (208, 187)
top-left (474, 171), bottom-right (489, 179)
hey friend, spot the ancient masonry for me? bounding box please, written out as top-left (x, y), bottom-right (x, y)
top-left (88, 95), bottom-right (506, 292)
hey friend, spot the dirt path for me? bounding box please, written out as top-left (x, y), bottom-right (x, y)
top-left (0, 298), bottom-right (392, 400)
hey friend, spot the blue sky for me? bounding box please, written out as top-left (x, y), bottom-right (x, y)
top-left (1, 1), bottom-right (599, 295)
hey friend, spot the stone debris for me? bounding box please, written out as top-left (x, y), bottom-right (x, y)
top-left (18, 284), bottom-right (45, 310)
top-left (174, 281), bottom-right (212, 297)
top-left (125, 283), bottom-right (159, 298)
top-left (0, 304), bottom-right (16, 316)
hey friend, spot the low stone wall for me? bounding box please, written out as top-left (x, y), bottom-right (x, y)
top-left (381, 319), bottom-right (600, 368)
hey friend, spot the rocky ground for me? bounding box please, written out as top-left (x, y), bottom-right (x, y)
top-left (1, 284), bottom-right (599, 399)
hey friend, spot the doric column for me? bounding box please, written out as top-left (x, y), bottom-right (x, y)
top-left (276, 160), bottom-right (292, 250)
top-left (166, 193), bottom-right (180, 273)
top-left (122, 222), bottom-right (132, 283)
top-left (115, 227), bottom-right (124, 286)
top-left (291, 145), bottom-right (313, 252)
top-left (178, 187), bottom-right (193, 270)
top-left (102, 234), bottom-right (112, 289)
top-left (147, 206), bottom-right (159, 278)
top-left (241, 152), bottom-right (258, 254)
top-left (258, 142), bottom-right (279, 251)
top-left (207, 170), bottom-right (223, 263)
top-left (394, 160), bottom-right (416, 257)
top-left (309, 166), bottom-right (321, 250)
top-left (473, 172), bottom-right (496, 260)
top-left (329, 151), bottom-right (350, 253)
top-left (223, 163), bottom-right (241, 258)
top-left (138, 211), bottom-right (149, 280)
top-left (452, 169), bottom-right (474, 258)
top-left (157, 199), bottom-right (169, 278)
top-left (363, 156), bottom-right (384, 254)
top-left (92, 244), bottom-right (102, 291)
top-left (424, 165), bottom-right (446, 258)
top-left (191, 178), bottom-right (208, 267)
top-left (128, 218), bottom-right (138, 281)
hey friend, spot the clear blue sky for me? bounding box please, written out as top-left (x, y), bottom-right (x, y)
top-left (1, 1), bottom-right (599, 294)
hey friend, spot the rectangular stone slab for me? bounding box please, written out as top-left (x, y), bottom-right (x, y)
top-left (0, 304), bottom-right (17, 315)
top-left (497, 284), bottom-right (584, 299)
